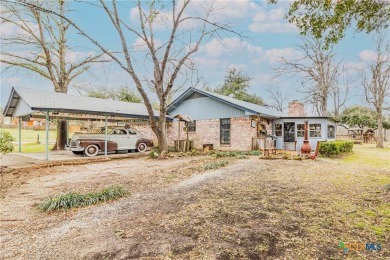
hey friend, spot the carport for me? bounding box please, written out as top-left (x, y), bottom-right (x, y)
top-left (2, 87), bottom-right (161, 160)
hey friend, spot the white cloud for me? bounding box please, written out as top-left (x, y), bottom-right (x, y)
top-left (200, 37), bottom-right (263, 58)
top-left (65, 50), bottom-right (98, 63)
top-left (191, 0), bottom-right (258, 19)
top-left (359, 50), bottom-right (377, 61)
top-left (249, 6), bottom-right (296, 33)
top-left (263, 48), bottom-right (299, 63)
top-left (227, 64), bottom-right (246, 71)
top-left (192, 56), bottom-right (224, 67)
top-left (249, 22), bottom-right (296, 33)
top-left (132, 37), bottom-right (163, 52)
top-left (344, 62), bottom-right (363, 70)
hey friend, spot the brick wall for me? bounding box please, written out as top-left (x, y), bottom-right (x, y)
top-left (169, 119), bottom-right (220, 148)
top-left (169, 116), bottom-right (272, 151)
top-left (130, 123), bottom-right (157, 142)
top-left (288, 100), bottom-right (305, 116)
top-left (131, 116), bottom-right (273, 151)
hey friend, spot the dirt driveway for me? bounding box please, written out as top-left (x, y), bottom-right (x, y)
top-left (1, 151), bottom-right (389, 259)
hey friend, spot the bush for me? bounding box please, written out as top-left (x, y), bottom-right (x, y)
top-left (0, 130), bottom-right (15, 155)
top-left (204, 160), bottom-right (229, 170)
top-left (214, 150), bottom-right (262, 158)
top-left (38, 185), bottom-right (129, 212)
top-left (319, 141), bottom-right (354, 157)
top-left (149, 147), bottom-right (160, 159)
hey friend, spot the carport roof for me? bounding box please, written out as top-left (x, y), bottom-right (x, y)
top-left (3, 87), bottom-right (162, 120)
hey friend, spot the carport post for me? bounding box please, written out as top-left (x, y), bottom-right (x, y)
top-left (18, 117), bottom-right (22, 152)
top-left (45, 111), bottom-right (49, 161)
top-left (104, 115), bottom-right (108, 157)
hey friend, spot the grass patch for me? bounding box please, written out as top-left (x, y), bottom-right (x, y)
top-left (38, 185), bottom-right (129, 212)
top-left (1, 128), bottom-right (57, 142)
top-left (214, 150), bottom-right (261, 158)
top-left (203, 160), bottom-right (229, 170)
top-left (0, 128), bottom-right (58, 152)
top-left (342, 143), bottom-right (390, 168)
top-left (21, 143), bottom-right (47, 152)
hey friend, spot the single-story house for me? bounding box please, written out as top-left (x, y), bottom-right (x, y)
top-left (167, 88), bottom-right (338, 151)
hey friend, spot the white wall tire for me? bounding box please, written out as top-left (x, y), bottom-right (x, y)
top-left (84, 144), bottom-right (99, 157)
top-left (137, 142), bottom-right (147, 152)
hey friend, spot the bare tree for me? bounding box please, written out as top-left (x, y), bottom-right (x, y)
top-left (266, 85), bottom-right (290, 112)
top-left (361, 33), bottom-right (390, 148)
top-left (1, 0), bottom-right (106, 150)
top-left (329, 66), bottom-right (351, 117)
top-left (11, 0), bottom-right (238, 152)
top-left (274, 36), bottom-right (341, 116)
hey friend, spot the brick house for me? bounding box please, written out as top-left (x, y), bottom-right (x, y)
top-left (166, 88), bottom-right (338, 151)
top-left (167, 88), bottom-right (286, 151)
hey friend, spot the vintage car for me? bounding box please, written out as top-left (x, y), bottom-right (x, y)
top-left (66, 128), bottom-right (153, 157)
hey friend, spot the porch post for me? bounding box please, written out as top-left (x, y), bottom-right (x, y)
top-left (45, 111), bottom-right (49, 161)
top-left (18, 117), bottom-right (22, 152)
top-left (104, 115), bottom-right (108, 157)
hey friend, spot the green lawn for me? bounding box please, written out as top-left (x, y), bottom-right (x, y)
top-left (343, 142), bottom-right (390, 169)
top-left (1, 128), bottom-right (57, 152)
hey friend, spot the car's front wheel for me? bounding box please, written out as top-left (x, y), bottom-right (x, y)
top-left (84, 144), bottom-right (99, 157)
top-left (137, 142), bottom-right (147, 152)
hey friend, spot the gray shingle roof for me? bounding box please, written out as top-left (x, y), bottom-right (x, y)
top-left (3, 87), bottom-right (160, 119)
top-left (168, 87), bottom-right (287, 118)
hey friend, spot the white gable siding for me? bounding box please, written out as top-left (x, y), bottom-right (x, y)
top-left (13, 98), bottom-right (32, 117)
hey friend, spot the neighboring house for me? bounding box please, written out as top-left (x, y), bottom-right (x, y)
top-left (167, 89), bottom-right (338, 151)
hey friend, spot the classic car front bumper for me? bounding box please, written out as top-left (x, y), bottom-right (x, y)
top-left (65, 144), bottom-right (85, 152)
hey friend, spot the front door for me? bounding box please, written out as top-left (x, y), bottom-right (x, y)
top-left (284, 122), bottom-right (295, 142)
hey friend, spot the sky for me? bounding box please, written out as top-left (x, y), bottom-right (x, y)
top-left (0, 0), bottom-right (387, 115)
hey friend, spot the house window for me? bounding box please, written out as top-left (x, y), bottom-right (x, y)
top-left (188, 121), bottom-right (196, 132)
top-left (328, 125), bottom-right (335, 138)
top-left (220, 118), bottom-right (230, 145)
top-left (275, 124), bottom-right (282, 136)
top-left (297, 124), bottom-right (304, 137)
top-left (309, 124), bottom-right (322, 138)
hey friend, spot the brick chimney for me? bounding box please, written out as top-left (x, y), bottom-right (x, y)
top-left (288, 100), bottom-right (305, 116)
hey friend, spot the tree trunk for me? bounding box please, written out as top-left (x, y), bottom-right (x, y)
top-left (52, 119), bottom-right (67, 150)
top-left (157, 128), bottom-right (168, 152)
top-left (321, 95), bottom-right (328, 116)
top-left (376, 113), bottom-right (384, 148)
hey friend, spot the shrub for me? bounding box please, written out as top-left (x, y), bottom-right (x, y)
top-left (149, 147), bottom-right (160, 159)
top-left (214, 150), bottom-right (262, 158)
top-left (168, 146), bottom-right (176, 152)
top-left (0, 130), bottom-right (15, 155)
top-left (215, 151), bottom-right (238, 158)
top-left (204, 160), bottom-right (229, 170)
top-left (242, 150), bottom-right (262, 156)
top-left (38, 185), bottom-right (129, 212)
top-left (319, 141), bottom-right (354, 157)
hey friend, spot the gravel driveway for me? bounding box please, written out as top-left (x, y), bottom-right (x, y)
top-left (0, 155), bottom-right (249, 259)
